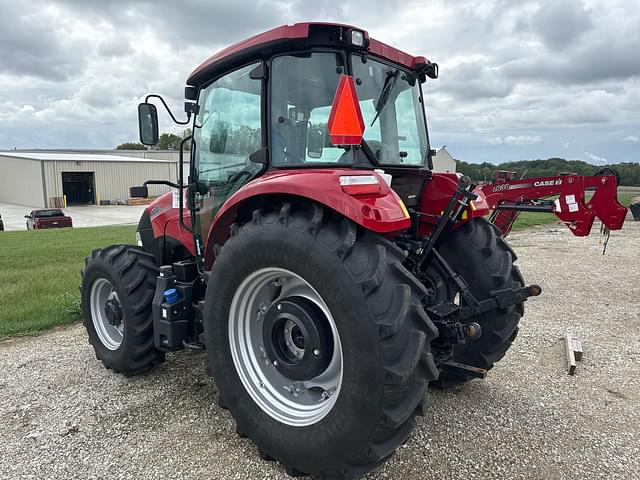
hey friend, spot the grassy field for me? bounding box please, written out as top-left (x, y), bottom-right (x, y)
top-left (0, 225), bottom-right (135, 339)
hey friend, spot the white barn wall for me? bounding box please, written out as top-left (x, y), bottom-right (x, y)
top-left (0, 156), bottom-right (45, 207)
top-left (43, 160), bottom-right (177, 204)
top-left (432, 148), bottom-right (457, 173)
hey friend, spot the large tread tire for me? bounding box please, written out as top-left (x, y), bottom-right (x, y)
top-left (205, 202), bottom-right (439, 479)
top-left (81, 245), bottom-right (165, 376)
top-left (431, 218), bottom-right (524, 388)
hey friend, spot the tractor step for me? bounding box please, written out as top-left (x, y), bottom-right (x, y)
top-left (183, 338), bottom-right (206, 352)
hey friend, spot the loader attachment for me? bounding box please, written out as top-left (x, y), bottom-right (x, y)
top-left (482, 172), bottom-right (628, 237)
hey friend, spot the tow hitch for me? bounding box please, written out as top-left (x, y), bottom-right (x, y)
top-left (428, 283), bottom-right (541, 344)
top-left (426, 282), bottom-right (541, 384)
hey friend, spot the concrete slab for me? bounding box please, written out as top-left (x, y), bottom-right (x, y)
top-left (0, 202), bottom-right (147, 231)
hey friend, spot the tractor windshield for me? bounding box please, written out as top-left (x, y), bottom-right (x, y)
top-left (351, 54), bottom-right (428, 167)
top-left (270, 52), bottom-right (429, 167)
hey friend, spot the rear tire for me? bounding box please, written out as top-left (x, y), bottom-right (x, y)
top-left (205, 203), bottom-right (439, 479)
top-left (81, 245), bottom-right (164, 376)
top-left (427, 218), bottom-right (524, 388)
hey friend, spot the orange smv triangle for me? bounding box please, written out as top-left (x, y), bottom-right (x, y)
top-left (327, 75), bottom-right (365, 146)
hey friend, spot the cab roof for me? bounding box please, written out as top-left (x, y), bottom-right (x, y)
top-left (187, 22), bottom-right (429, 87)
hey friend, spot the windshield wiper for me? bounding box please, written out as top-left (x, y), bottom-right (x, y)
top-left (370, 69), bottom-right (400, 127)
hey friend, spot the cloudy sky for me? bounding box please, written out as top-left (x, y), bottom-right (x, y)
top-left (1, 0), bottom-right (638, 164)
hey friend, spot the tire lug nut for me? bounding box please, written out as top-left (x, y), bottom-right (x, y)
top-left (276, 304), bottom-right (282, 311)
top-left (313, 349), bottom-right (320, 357)
top-left (273, 360), bottom-right (278, 366)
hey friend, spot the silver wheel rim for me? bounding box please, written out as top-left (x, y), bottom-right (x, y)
top-left (229, 267), bottom-right (343, 427)
top-left (90, 278), bottom-right (123, 350)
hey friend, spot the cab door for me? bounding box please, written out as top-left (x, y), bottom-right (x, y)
top-left (191, 62), bottom-right (264, 253)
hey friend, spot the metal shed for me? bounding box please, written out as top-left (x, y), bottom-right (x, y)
top-left (0, 151), bottom-right (178, 208)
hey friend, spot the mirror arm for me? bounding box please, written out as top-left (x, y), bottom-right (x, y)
top-left (143, 179), bottom-right (182, 189)
top-left (145, 94), bottom-right (192, 125)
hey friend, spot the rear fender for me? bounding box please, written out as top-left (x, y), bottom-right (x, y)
top-left (203, 169), bottom-right (411, 269)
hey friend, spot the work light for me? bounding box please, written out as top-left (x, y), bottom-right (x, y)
top-left (350, 29), bottom-right (365, 47)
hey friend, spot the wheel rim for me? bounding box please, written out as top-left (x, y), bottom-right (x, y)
top-left (229, 267), bottom-right (343, 427)
top-left (90, 277), bottom-right (124, 350)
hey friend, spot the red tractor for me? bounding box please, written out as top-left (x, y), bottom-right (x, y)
top-left (81, 22), bottom-right (545, 478)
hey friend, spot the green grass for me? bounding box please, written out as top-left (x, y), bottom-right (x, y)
top-left (0, 225), bottom-right (136, 339)
top-left (511, 192), bottom-right (636, 231)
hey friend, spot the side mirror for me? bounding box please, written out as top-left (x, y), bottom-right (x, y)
top-left (24, 215), bottom-right (30, 219)
top-left (129, 185), bottom-right (149, 198)
top-left (138, 103), bottom-right (159, 146)
top-left (307, 127), bottom-right (324, 159)
top-left (209, 120), bottom-right (228, 153)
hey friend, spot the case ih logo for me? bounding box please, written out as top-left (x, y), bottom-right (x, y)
top-left (533, 179), bottom-right (563, 187)
top-left (492, 179), bottom-right (562, 193)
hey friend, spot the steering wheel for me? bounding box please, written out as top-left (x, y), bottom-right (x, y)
top-left (366, 140), bottom-right (398, 164)
top-left (227, 169), bottom-right (254, 188)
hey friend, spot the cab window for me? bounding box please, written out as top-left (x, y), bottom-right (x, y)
top-left (270, 53), bottom-right (352, 166)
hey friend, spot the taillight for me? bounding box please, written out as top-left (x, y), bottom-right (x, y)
top-left (339, 175), bottom-right (381, 196)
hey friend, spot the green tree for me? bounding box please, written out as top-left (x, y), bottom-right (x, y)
top-left (455, 157), bottom-right (640, 186)
top-left (154, 130), bottom-right (192, 151)
top-left (115, 142), bottom-right (146, 150)
top-left (155, 133), bottom-right (183, 150)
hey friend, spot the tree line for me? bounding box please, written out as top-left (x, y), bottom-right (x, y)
top-left (116, 129), bottom-right (192, 151)
top-left (456, 157), bottom-right (640, 186)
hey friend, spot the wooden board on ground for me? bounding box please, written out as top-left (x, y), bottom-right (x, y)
top-left (565, 333), bottom-right (583, 375)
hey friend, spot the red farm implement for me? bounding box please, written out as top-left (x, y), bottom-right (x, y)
top-left (482, 169), bottom-right (628, 237)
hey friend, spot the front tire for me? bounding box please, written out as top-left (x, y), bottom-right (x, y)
top-left (81, 245), bottom-right (164, 376)
top-left (205, 203), bottom-right (439, 478)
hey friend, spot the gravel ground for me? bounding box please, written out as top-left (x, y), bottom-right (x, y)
top-left (1, 219), bottom-right (638, 479)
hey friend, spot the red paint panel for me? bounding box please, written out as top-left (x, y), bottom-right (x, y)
top-left (146, 192), bottom-right (195, 255)
top-left (418, 173), bottom-right (489, 236)
top-left (188, 23), bottom-right (310, 82)
top-left (203, 169), bottom-right (411, 267)
top-left (368, 38), bottom-right (428, 69)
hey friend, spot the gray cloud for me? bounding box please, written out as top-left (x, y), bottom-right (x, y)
top-left (97, 37), bottom-right (133, 58)
top-left (0, 0), bottom-right (638, 164)
top-left (530, 0), bottom-right (594, 50)
top-left (0, 3), bottom-right (92, 80)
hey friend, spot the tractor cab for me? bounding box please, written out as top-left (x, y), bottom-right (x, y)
top-left (136, 23), bottom-right (439, 265)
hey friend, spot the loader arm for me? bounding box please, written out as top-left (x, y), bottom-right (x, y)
top-left (481, 173), bottom-right (627, 237)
